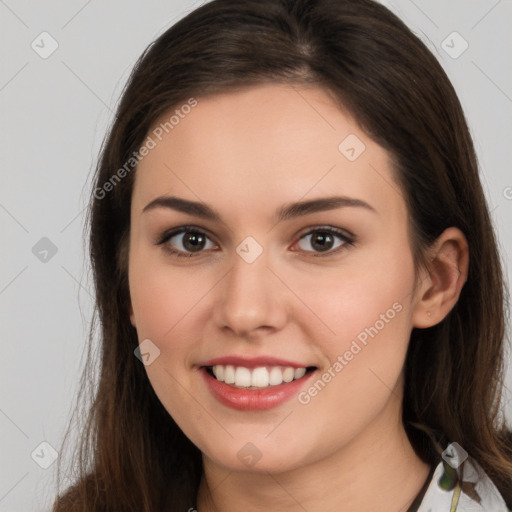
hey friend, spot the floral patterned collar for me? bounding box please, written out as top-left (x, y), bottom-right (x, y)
top-left (406, 440), bottom-right (510, 511)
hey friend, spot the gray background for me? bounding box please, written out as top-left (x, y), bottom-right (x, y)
top-left (1, 1), bottom-right (511, 510)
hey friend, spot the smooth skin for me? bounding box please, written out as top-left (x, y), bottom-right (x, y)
top-left (128, 83), bottom-right (469, 512)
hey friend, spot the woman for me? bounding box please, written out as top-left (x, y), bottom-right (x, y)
top-left (53, 0), bottom-right (512, 510)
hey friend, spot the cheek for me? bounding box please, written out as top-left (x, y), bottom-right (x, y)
top-left (296, 248), bottom-right (413, 338)
top-left (128, 257), bottom-right (205, 420)
top-left (129, 251), bottom-right (206, 339)
top-left (290, 255), bottom-right (414, 440)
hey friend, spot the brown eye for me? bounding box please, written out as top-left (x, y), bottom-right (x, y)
top-left (180, 232), bottom-right (208, 252)
top-left (295, 228), bottom-right (353, 255)
top-left (158, 227), bottom-right (216, 256)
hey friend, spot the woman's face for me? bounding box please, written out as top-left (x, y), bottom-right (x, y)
top-left (128, 83), bottom-right (424, 473)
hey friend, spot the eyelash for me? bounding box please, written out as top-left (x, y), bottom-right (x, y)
top-left (156, 224), bottom-right (355, 259)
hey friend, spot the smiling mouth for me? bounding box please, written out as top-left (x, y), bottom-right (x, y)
top-left (204, 364), bottom-right (317, 389)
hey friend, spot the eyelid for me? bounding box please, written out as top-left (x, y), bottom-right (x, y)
top-left (156, 225), bottom-right (217, 245)
top-left (294, 224), bottom-right (355, 242)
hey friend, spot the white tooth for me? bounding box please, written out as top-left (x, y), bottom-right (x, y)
top-left (269, 367), bottom-right (283, 385)
top-left (282, 367), bottom-right (295, 383)
top-left (234, 367), bottom-right (252, 387)
top-left (213, 365), bottom-right (224, 382)
top-left (251, 367), bottom-right (269, 388)
top-left (294, 367), bottom-right (306, 380)
top-left (224, 365), bottom-right (235, 384)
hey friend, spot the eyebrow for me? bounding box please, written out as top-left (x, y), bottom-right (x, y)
top-left (142, 195), bottom-right (377, 222)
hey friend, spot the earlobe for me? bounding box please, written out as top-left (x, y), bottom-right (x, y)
top-left (412, 227), bottom-right (469, 329)
top-left (129, 303), bottom-right (137, 327)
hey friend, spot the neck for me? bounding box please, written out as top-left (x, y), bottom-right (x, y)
top-left (196, 406), bottom-right (431, 512)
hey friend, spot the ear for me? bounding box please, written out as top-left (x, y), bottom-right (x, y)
top-left (412, 227), bottom-right (469, 328)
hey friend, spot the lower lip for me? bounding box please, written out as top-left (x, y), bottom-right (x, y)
top-left (200, 367), bottom-right (315, 411)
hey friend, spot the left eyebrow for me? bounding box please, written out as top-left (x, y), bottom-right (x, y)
top-left (142, 195), bottom-right (377, 221)
top-left (276, 196), bottom-right (377, 221)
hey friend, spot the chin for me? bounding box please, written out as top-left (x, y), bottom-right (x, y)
top-left (200, 438), bottom-right (311, 475)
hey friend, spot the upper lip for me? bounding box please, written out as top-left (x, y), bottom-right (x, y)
top-left (200, 355), bottom-right (315, 369)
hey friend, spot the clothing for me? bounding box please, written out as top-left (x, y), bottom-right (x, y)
top-left (407, 440), bottom-right (510, 511)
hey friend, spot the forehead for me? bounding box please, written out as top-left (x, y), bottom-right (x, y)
top-left (132, 83), bottom-right (405, 222)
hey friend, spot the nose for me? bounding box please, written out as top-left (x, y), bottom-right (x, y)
top-left (212, 248), bottom-right (288, 340)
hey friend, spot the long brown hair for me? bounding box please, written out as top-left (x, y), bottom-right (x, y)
top-left (52, 0), bottom-right (512, 509)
